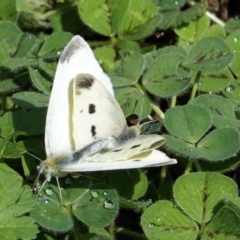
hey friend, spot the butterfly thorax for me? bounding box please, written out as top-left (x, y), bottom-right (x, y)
top-left (39, 155), bottom-right (69, 180)
top-left (114, 126), bottom-right (140, 146)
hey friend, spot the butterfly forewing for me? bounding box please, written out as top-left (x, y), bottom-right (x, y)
top-left (45, 36), bottom-right (113, 157)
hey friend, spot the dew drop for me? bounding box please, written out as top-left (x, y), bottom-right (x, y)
top-left (91, 191), bottom-right (99, 198)
top-left (148, 223), bottom-right (155, 228)
top-left (225, 85), bottom-right (235, 93)
top-left (45, 188), bottom-right (53, 196)
top-left (234, 37), bottom-right (238, 42)
top-left (44, 198), bottom-right (51, 204)
top-left (103, 190), bottom-right (108, 196)
top-left (157, 217), bottom-right (162, 221)
top-left (104, 199), bottom-right (114, 209)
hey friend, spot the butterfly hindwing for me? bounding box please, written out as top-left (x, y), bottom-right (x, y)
top-left (61, 150), bottom-right (176, 172)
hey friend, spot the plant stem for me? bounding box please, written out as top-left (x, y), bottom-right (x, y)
top-left (170, 95), bottom-right (177, 108)
top-left (72, 217), bottom-right (82, 240)
top-left (109, 222), bottom-right (115, 240)
top-left (190, 71), bottom-right (202, 100)
top-left (184, 158), bottom-right (194, 174)
top-left (115, 227), bottom-right (147, 240)
top-left (159, 166), bottom-right (167, 185)
top-left (135, 83), bottom-right (165, 120)
top-left (194, 160), bottom-right (202, 171)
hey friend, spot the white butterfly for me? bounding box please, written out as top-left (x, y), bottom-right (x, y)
top-left (37, 36), bottom-right (177, 197)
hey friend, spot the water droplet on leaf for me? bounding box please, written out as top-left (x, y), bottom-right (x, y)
top-left (104, 199), bottom-right (114, 209)
top-left (91, 191), bottom-right (99, 198)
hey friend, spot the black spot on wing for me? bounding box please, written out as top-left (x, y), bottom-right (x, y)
top-left (130, 144), bottom-right (141, 149)
top-left (89, 104), bottom-right (96, 114)
top-left (113, 149), bottom-right (122, 152)
top-left (91, 125), bottom-right (96, 137)
top-left (60, 36), bottom-right (85, 63)
top-left (75, 74), bottom-right (94, 89)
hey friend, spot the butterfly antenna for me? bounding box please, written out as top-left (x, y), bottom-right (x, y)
top-left (4, 139), bottom-right (42, 162)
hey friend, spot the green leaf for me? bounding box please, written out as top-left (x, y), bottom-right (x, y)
top-left (110, 0), bottom-right (159, 40)
top-left (140, 121), bottom-right (161, 135)
top-left (0, 21), bottom-right (22, 41)
top-left (13, 108), bottom-right (47, 136)
top-left (190, 94), bottom-right (239, 130)
top-left (31, 195), bottom-right (74, 232)
top-left (0, 138), bottom-right (23, 158)
top-left (223, 81), bottom-right (240, 101)
top-left (28, 67), bottom-right (51, 94)
top-left (116, 40), bottom-right (140, 53)
top-left (11, 92), bottom-right (49, 109)
top-left (109, 53), bottom-right (144, 86)
top-left (158, 0), bottom-right (185, 11)
top-left (200, 155), bottom-right (240, 173)
top-left (165, 127), bottom-right (239, 161)
top-left (38, 32), bottom-right (73, 58)
top-left (73, 183), bottom-right (119, 228)
top-left (1, 58), bottom-right (38, 71)
top-left (0, 0), bottom-right (16, 20)
top-left (183, 37), bottom-right (233, 73)
top-left (175, 15), bottom-right (210, 43)
top-left (141, 200), bottom-right (198, 240)
top-left (164, 135), bottom-right (203, 158)
top-left (0, 111), bottom-right (15, 139)
top-left (198, 68), bottom-right (234, 93)
top-left (78, 0), bottom-right (112, 36)
top-left (115, 86), bottom-right (151, 118)
top-left (0, 22), bottom-right (22, 67)
top-left (13, 33), bottom-right (38, 58)
top-left (203, 24), bottom-right (226, 38)
top-left (31, 179), bottom-right (119, 231)
top-left (94, 44), bottom-right (116, 72)
top-left (175, 2), bottom-right (208, 26)
top-left (142, 53), bottom-right (190, 97)
top-left (202, 202), bottom-right (240, 239)
top-left (49, 5), bottom-right (81, 34)
top-left (108, 170), bottom-right (148, 199)
top-left (173, 172), bottom-right (238, 223)
top-left (0, 163), bottom-right (38, 240)
top-left (197, 127), bottom-right (240, 161)
top-left (164, 105), bottom-right (211, 143)
top-left (0, 78), bottom-right (20, 93)
top-left (158, 10), bottom-right (179, 30)
top-left (225, 18), bottom-right (240, 34)
top-left (225, 32), bottom-right (240, 77)
top-left (143, 46), bottom-right (186, 69)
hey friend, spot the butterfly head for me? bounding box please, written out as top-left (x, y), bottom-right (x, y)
top-left (38, 156), bottom-right (68, 181)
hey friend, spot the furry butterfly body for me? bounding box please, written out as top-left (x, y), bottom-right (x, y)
top-left (39, 35), bottom-right (177, 184)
